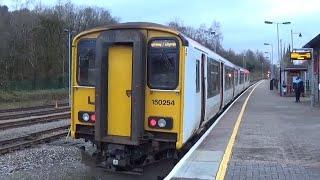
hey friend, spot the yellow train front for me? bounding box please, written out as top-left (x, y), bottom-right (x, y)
top-left (71, 22), bottom-right (186, 172)
top-left (71, 22), bottom-right (251, 172)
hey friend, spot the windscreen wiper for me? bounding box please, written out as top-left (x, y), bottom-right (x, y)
top-left (161, 50), bottom-right (174, 71)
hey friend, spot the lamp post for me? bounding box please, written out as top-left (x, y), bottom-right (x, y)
top-left (262, 62), bottom-right (264, 79)
top-left (290, 30), bottom-right (302, 51)
top-left (242, 54), bottom-right (246, 69)
top-left (264, 43), bottom-right (274, 80)
top-left (264, 43), bottom-right (273, 65)
top-left (206, 29), bottom-right (217, 52)
top-left (264, 52), bottom-right (270, 76)
top-left (264, 21), bottom-right (291, 96)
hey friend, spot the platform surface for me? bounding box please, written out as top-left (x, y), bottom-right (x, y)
top-left (168, 80), bottom-right (320, 180)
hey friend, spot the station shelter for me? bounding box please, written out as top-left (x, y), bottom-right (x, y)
top-left (283, 66), bottom-right (308, 96)
top-left (303, 34), bottom-right (320, 106)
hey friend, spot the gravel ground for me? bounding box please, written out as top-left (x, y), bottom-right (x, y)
top-left (0, 120), bottom-right (69, 142)
top-left (0, 137), bottom-right (175, 180)
top-left (0, 139), bottom-right (93, 180)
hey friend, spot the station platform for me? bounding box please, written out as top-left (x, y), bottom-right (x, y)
top-left (166, 80), bottom-right (320, 180)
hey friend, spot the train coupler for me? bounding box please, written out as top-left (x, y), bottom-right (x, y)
top-left (96, 144), bottom-right (145, 174)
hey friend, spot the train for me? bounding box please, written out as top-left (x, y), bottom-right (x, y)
top-left (70, 22), bottom-right (250, 173)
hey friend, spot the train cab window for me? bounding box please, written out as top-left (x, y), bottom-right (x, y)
top-left (77, 39), bottom-right (96, 86)
top-left (148, 39), bottom-right (179, 89)
top-left (207, 58), bottom-right (220, 98)
top-left (196, 60), bottom-right (200, 93)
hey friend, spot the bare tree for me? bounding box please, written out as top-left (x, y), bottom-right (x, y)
top-left (168, 20), bottom-right (270, 74)
top-left (0, 2), bottom-right (119, 90)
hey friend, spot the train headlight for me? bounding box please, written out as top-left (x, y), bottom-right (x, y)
top-left (82, 113), bottom-right (90, 122)
top-left (90, 113), bottom-right (96, 122)
top-left (158, 118), bottom-right (166, 128)
top-left (148, 117), bottom-right (173, 129)
top-left (78, 111), bottom-right (95, 123)
top-left (149, 118), bottom-right (157, 127)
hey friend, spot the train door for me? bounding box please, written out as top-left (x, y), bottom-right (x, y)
top-left (234, 69), bottom-right (239, 97)
top-left (107, 45), bottom-right (132, 136)
top-left (220, 62), bottom-right (224, 109)
top-left (200, 54), bottom-right (206, 124)
top-left (95, 30), bottom-right (145, 145)
top-left (232, 68), bottom-right (235, 98)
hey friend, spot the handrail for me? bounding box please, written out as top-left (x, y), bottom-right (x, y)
top-left (72, 85), bottom-right (95, 89)
top-left (150, 89), bottom-right (180, 94)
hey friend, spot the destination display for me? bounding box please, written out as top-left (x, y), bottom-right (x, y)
top-left (150, 39), bottom-right (177, 49)
top-left (290, 49), bottom-right (312, 60)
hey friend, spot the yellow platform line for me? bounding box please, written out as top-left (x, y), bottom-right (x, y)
top-left (216, 81), bottom-right (263, 180)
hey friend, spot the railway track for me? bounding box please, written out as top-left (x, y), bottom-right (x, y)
top-left (0, 125), bottom-right (69, 154)
top-left (0, 112), bottom-right (70, 130)
top-left (0, 106), bottom-right (70, 121)
top-left (0, 103), bottom-right (69, 114)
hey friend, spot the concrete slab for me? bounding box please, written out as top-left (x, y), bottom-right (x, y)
top-left (175, 161), bottom-right (219, 180)
top-left (172, 151), bottom-right (223, 179)
top-left (189, 150), bottom-right (223, 162)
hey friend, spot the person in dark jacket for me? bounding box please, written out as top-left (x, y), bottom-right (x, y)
top-left (293, 76), bottom-right (304, 102)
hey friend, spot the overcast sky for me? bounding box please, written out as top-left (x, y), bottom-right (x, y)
top-left (3, 0), bottom-right (320, 62)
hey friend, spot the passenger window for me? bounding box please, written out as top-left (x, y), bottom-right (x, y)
top-left (240, 72), bottom-right (244, 84)
top-left (225, 67), bottom-right (233, 90)
top-left (234, 70), bottom-right (238, 85)
top-left (148, 39), bottom-right (179, 89)
top-left (196, 60), bottom-right (200, 93)
top-left (77, 39), bottom-right (96, 86)
top-left (207, 58), bottom-right (220, 98)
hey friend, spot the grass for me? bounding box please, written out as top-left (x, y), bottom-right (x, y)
top-left (0, 89), bottom-right (68, 109)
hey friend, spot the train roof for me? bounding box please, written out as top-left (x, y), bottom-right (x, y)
top-left (184, 36), bottom-right (237, 68)
top-left (74, 22), bottom-right (189, 45)
top-left (74, 22), bottom-right (249, 72)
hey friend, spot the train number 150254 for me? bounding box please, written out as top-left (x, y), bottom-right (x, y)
top-left (152, 99), bottom-right (175, 106)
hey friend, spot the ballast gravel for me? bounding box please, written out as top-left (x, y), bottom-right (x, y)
top-left (0, 139), bottom-right (95, 180)
top-left (0, 131), bottom-right (175, 180)
top-left (0, 120), bottom-right (69, 141)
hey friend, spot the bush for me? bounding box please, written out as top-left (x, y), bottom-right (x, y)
top-left (0, 89), bottom-right (68, 103)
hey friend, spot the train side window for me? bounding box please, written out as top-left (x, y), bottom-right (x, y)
top-left (207, 57), bottom-right (220, 98)
top-left (148, 38), bottom-right (179, 90)
top-left (240, 72), bottom-right (244, 84)
top-left (234, 70), bottom-right (238, 85)
top-left (225, 67), bottom-right (233, 90)
top-left (196, 60), bottom-right (200, 93)
top-left (77, 39), bottom-right (96, 86)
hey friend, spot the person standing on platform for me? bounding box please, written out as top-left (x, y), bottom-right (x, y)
top-left (293, 76), bottom-right (304, 102)
top-left (282, 81), bottom-right (287, 96)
